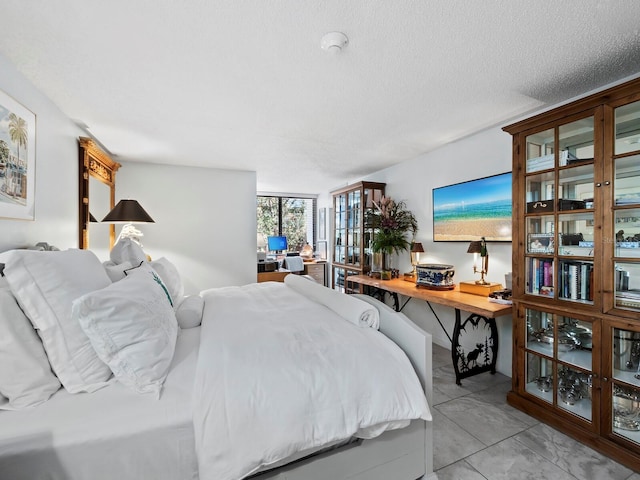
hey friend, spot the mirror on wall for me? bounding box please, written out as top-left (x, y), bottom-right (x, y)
top-left (78, 137), bottom-right (121, 250)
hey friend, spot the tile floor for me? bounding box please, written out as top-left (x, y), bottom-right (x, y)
top-left (431, 343), bottom-right (640, 480)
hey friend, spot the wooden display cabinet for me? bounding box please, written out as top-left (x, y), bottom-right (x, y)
top-left (331, 181), bottom-right (385, 291)
top-left (504, 77), bottom-right (640, 470)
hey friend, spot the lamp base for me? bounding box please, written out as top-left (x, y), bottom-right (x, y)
top-left (459, 281), bottom-right (503, 297)
top-left (403, 272), bottom-right (416, 282)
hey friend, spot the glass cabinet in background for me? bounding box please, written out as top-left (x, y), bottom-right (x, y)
top-left (505, 78), bottom-right (640, 471)
top-left (331, 181), bottom-right (385, 292)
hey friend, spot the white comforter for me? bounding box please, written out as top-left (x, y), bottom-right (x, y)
top-left (193, 282), bottom-right (431, 480)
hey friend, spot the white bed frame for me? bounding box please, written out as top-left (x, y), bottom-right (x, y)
top-left (254, 294), bottom-right (437, 480)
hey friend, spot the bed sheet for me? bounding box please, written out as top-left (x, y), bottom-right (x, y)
top-left (0, 327), bottom-right (201, 480)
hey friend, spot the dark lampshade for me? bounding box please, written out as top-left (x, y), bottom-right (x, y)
top-left (101, 200), bottom-right (155, 224)
top-left (411, 242), bottom-right (425, 253)
top-left (466, 241), bottom-right (483, 254)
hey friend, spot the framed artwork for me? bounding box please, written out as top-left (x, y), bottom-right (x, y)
top-left (433, 171), bottom-right (512, 242)
top-left (318, 207), bottom-right (326, 240)
top-left (0, 89), bottom-right (36, 220)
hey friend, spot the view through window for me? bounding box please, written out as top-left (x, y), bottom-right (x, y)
top-left (257, 195), bottom-right (317, 253)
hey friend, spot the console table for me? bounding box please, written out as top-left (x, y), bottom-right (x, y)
top-left (346, 275), bottom-right (512, 385)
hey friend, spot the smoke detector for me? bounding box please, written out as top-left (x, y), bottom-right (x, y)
top-left (321, 32), bottom-right (349, 54)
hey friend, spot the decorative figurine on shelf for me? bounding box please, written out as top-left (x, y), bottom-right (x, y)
top-left (368, 196), bottom-right (418, 279)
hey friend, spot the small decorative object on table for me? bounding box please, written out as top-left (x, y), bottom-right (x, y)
top-left (416, 264), bottom-right (455, 290)
top-left (488, 289), bottom-right (512, 304)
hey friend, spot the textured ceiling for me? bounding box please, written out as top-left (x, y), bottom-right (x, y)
top-left (1, 0), bottom-right (640, 193)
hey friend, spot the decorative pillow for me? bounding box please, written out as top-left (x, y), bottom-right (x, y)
top-left (150, 257), bottom-right (183, 308)
top-left (0, 286), bottom-right (61, 409)
top-left (176, 295), bottom-right (204, 329)
top-left (72, 263), bottom-right (179, 397)
top-left (110, 238), bottom-right (147, 265)
top-left (103, 260), bottom-right (134, 282)
top-left (3, 249), bottom-right (113, 393)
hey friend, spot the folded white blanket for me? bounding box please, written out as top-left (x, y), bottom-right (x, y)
top-left (284, 273), bottom-right (380, 329)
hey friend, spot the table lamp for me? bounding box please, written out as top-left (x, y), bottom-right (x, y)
top-left (102, 199), bottom-right (154, 245)
top-left (404, 241), bottom-right (425, 282)
top-left (300, 243), bottom-right (314, 260)
top-left (467, 237), bottom-right (489, 285)
top-left (459, 237), bottom-right (502, 296)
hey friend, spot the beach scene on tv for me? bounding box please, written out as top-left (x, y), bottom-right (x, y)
top-left (433, 172), bottom-right (512, 242)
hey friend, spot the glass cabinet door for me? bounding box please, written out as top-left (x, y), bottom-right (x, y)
top-left (524, 307), bottom-right (594, 423)
top-left (523, 114), bottom-right (596, 304)
top-left (610, 326), bottom-right (640, 444)
top-left (609, 101), bottom-right (640, 315)
top-left (362, 186), bottom-right (383, 274)
top-left (334, 194), bottom-right (346, 264)
top-left (526, 128), bottom-right (555, 173)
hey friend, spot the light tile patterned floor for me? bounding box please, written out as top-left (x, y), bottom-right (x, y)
top-left (431, 344), bottom-right (640, 480)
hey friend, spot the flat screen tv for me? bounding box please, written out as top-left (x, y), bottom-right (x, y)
top-left (432, 171), bottom-right (512, 242)
top-left (267, 235), bottom-right (288, 252)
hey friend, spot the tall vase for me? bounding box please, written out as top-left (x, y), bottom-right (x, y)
top-left (371, 251), bottom-right (384, 275)
top-left (381, 252), bottom-right (394, 280)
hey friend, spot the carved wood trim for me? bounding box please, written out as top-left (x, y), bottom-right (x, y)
top-left (78, 137), bottom-right (121, 249)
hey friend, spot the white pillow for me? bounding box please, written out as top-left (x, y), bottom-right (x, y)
top-left (4, 249), bottom-right (113, 393)
top-left (176, 295), bottom-right (204, 329)
top-left (73, 263), bottom-right (178, 397)
top-left (150, 257), bottom-right (183, 308)
top-left (110, 238), bottom-right (147, 265)
top-left (103, 260), bottom-right (134, 282)
top-left (0, 286), bottom-right (61, 409)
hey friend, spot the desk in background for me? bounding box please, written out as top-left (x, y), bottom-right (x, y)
top-left (257, 269), bottom-right (290, 283)
top-left (257, 262), bottom-right (328, 286)
top-left (347, 275), bottom-right (512, 385)
top-left (303, 262), bottom-right (328, 286)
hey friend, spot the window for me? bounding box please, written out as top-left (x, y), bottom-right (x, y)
top-left (257, 195), bottom-right (317, 253)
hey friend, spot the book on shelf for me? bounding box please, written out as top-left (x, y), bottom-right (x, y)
top-left (527, 258), bottom-right (554, 296)
top-left (558, 260), bottom-right (594, 302)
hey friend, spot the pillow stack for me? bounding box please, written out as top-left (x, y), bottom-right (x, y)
top-left (4, 249), bottom-right (114, 394)
top-left (0, 241), bottom-right (196, 409)
top-left (73, 262), bottom-right (178, 397)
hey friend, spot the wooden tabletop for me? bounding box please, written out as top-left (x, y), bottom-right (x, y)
top-left (347, 275), bottom-right (512, 319)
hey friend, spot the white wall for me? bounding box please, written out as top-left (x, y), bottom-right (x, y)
top-left (117, 161), bottom-right (257, 294)
top-left (0, 53), bottom-right (85, 251)
top-left (0, 52), bottom-right (257, 294)
top-left (357, 127), bottom-right (515, 376)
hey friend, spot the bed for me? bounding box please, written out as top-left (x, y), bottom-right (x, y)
top-left (0, 246), bottom-right (436, 480)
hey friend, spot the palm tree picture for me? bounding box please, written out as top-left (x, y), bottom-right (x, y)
top-left (0, 89), bottom-right (35, 219)
top-left (6, 112), bottom-right (28, 200)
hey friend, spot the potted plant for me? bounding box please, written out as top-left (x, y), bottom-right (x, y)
top-left (369, 196), bottom-right (418, 279)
